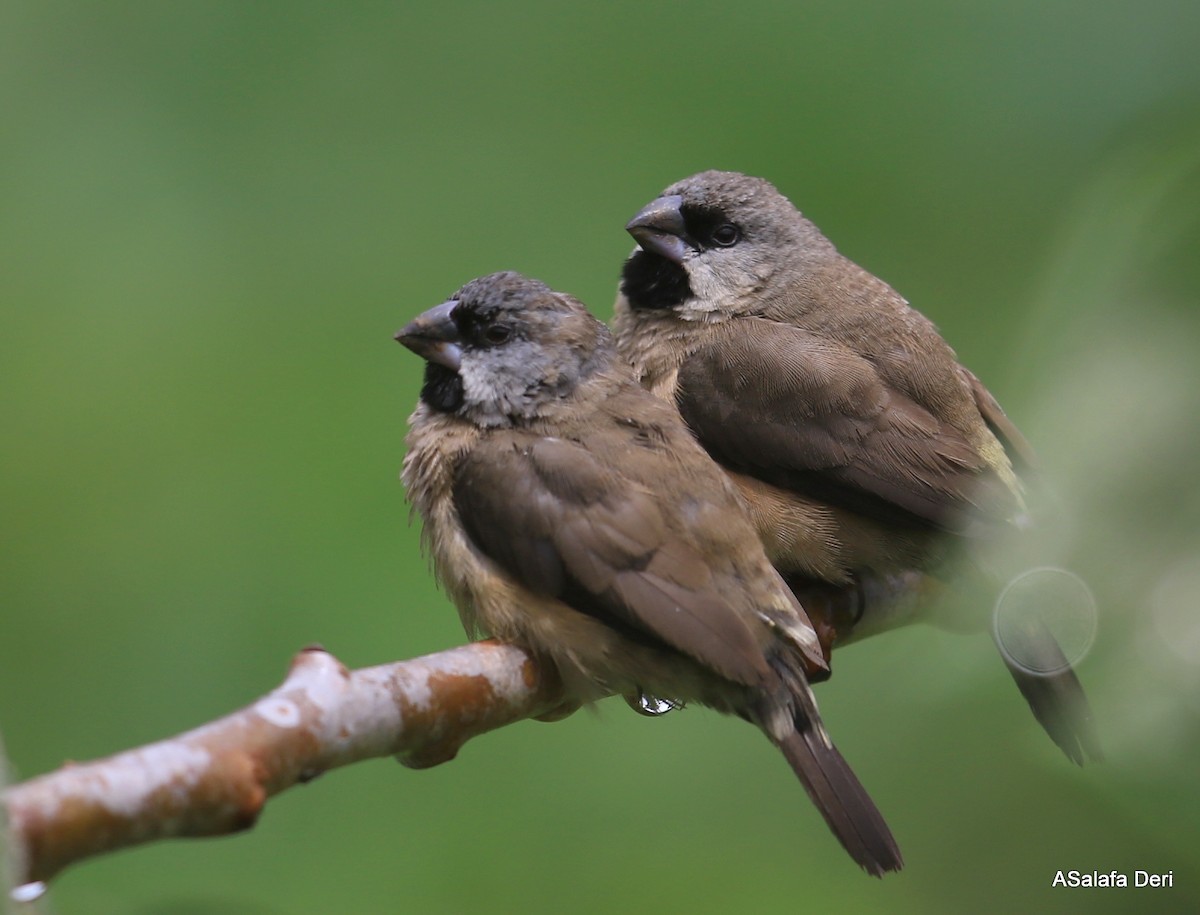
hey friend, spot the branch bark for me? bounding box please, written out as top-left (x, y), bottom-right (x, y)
top-left (2, 640), bottom-right (567, 892)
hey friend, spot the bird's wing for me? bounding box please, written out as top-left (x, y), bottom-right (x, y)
top-left (676, 318), bottom-right (1018, 535)
top-left (451, 429), bottom-right (776, 689)
top-left (959, 365), bottom-right (1039, 477)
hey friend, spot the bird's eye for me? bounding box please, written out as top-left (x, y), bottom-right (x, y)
top-left (483, 323), bottom-right (512, 345)
top-left (711, 224), bottom-right (740, 247)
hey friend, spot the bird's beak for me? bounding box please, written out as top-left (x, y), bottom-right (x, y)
top-left (395, 299), bottom-right (463, 370)
top-left (625, 194), bottom-right (692, 265)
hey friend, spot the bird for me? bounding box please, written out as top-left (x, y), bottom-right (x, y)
top-left (613, 170), bottom-right (1101, 765)
top-left (397, 270), bottom-right (903, 875)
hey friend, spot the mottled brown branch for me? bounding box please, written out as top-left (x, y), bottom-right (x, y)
top-left (2, 640), bottom-right (566, 891)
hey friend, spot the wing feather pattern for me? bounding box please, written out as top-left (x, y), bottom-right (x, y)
top-left (676, 320), bottom-right (1016, 535)
top-left (451, 434), bottom-right (771, 689)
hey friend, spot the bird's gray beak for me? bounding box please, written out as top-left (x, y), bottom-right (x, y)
top-left (625, 194), bottom-right (692, 265)
top-left (395, 299), bottom-right (463, 370)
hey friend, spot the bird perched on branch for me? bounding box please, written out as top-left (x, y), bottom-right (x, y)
top-left (613, 170), bottom-right (1100, 765)
top-left (397, 271), bottom-right (902, 875)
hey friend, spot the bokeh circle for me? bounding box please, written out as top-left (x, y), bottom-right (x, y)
top-left (993, 567), bottom-right (1098, 675)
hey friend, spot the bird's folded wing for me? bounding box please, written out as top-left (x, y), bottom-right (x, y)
top-left (676, 319), bottom-right (1017, 535)
top-left (451, 433), bottom-right (773, 689)
top-left (959, 365), bottom-right (1039, 477)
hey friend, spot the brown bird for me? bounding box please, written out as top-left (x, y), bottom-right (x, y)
top-left (613, 170), bottom-right (1101, 765)
top-left (398, 271), bottom-right (902, 875)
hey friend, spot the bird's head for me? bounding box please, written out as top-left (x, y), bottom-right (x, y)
top-left (397, 271), bottom-right (614, 428)
top-left (620, 170), bottom-right (833, 321)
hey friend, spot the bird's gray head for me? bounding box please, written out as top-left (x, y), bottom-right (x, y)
top-left (396, 271), bottom-right (615, 427)
top-left (620, 170), bottom-right (834, 320)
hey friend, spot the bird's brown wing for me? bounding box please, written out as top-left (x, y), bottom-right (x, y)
top-left (451, 430), bottom-right (773, 690)
top-left (676, 318), bottom-right (1016, 536)
top-left (959, 365), bottom-right (1039, 477)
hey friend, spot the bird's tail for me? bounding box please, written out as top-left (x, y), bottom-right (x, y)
top-left (765, 656), bottom-right (903, 877)
top-left (994, 614), bottom-right (1103, 765)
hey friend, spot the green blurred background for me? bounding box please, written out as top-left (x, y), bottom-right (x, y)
top-left (3, 2), bottom-right (1199, 913)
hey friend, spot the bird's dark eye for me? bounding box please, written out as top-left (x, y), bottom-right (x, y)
top-left (711, 224), bottom-right (740, 247)
top-left (483, 323), bottom-right (512, 345)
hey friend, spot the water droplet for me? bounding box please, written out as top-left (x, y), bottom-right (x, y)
top-left (627, 691), bottom-right (683, 717)
top-left (11, 881), bottom-right (47, 903)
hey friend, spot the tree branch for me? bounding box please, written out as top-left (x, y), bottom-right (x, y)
top-left (2, 640), bottom-right (566, 892)
top-left (1, 571), bottom-right (932, 899)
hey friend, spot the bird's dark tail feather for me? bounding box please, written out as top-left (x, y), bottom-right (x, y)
top-left (993, 614), bottom-right (1102, 765)
top-left (775, 726), bottom-right (903, 877)
top-left (766, 656), bottom-right (902, 877)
